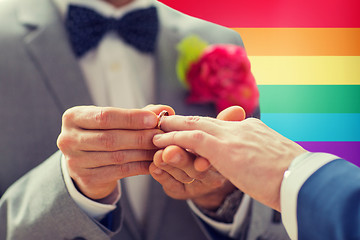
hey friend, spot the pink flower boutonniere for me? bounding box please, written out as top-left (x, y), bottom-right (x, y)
top-left (176, 35), bottom-right (259, 116)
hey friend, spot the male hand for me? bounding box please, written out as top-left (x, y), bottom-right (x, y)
top-left (149, 107), bottom-right (246, 210)
top-left (152, 106), bottom-right (307, 212)
top-left (57, 105), bottom-right (174, 200)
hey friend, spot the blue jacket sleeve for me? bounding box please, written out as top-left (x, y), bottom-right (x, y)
top-left (297, 159), bottom-right (360, 240)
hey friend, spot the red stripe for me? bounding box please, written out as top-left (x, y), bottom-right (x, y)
top-left (158, 0), bottom-right (360, 27)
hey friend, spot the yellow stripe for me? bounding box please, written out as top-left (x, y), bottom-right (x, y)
top-left (249, 56), bottom-right (360, 85)
top-left (232, 28), bottom-right (360, 56)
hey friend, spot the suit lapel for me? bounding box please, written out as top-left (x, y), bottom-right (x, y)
top-left (18, 0), bottom-right (93, 113)
top-left (153, 17), bottom-right (183, 107)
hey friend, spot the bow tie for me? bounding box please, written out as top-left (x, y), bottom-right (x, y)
top-left (65, 5), bottom-right (159, 58)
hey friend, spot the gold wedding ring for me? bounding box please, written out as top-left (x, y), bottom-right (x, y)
top-left (157, 110), bottom-right (169, 129)
top-left (184, 178), bottom-right (195, 184)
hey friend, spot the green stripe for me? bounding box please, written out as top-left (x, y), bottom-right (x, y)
top-left (259, 85), bottom-right (360, 113)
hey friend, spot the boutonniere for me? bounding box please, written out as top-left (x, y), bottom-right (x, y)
top-left (176, 35), bottom-right (259, 116)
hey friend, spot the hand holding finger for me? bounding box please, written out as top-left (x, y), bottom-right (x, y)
top-left (57, 105), bottom-right (172, 200)
top-left (151, 149), bottom-right (195, 186)
top-left (150, 146), bottom-right (235, 210)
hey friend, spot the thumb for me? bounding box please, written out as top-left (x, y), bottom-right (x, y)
top-left (217, 106), bottom-right (246, 121)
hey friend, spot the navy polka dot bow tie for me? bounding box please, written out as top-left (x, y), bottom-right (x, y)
top-left (65, 5), bottom-right (159, 58)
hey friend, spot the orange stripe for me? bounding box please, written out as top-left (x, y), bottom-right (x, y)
top-left (232, 28), bottom-right (360, 56)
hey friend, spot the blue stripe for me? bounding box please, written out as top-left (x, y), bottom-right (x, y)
top-left (261, 113), bottom-right (360, 141)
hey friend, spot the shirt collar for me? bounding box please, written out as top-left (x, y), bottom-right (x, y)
top-left (52, 0), bottom-right (154, 19)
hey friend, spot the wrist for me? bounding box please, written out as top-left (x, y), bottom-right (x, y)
top-left (73, 179), bottom-right (118, 201)
top-left (192, 181), bottom-right (236, 210)
top-left (196, 189), bottom-right (244, 223)
top-left (61, 155), bottom-right (119, 220)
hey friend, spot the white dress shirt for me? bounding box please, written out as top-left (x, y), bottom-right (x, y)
top-left (53, 0), bottom-right (249, 236)
top-left (281, 152), bottom-right (340, 240)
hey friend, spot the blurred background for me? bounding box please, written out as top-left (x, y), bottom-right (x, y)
top-left (159, 0), bottom-right (360, 166)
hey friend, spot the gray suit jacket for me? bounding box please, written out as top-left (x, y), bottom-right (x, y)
top-left (0, 0), bottom-right (289, 239)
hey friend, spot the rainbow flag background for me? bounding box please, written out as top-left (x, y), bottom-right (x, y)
top-left (159, 0), bottom-right (360, 166)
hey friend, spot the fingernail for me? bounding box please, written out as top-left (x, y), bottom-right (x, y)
top-left (144, 115), bottom-right (157, 127)
top-left (153, 134), bottom-right (162, 141)
top-left (153, 168), bottom-right (163, 175)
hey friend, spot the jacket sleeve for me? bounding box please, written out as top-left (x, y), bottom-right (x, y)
top-left (297, 159), bottom-right (360, 240)
top-left (0, 151), bottom-right (123, 240)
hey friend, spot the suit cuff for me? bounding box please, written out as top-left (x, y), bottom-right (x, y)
top-left (61, 154), bottom-right (121, 220)
top-left (280, 152), bottom-right (340, 240)
top-left (187, 194), bottom-right (251, 238)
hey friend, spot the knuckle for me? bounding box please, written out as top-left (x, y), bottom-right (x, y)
top-left (123, 111), bottom-right (136, 128)
top-left (62, 108), bottom-right (76, 125)
top-left (136, 132), bottom-right (146, 147)
top-left (57, 133), bottom-right (74, 152)
top-left (137, 161), bottom-right (151, 173)
top-left (170, 131), bottom-right (179, 143)
top-left (184, 116), bottom-right (201, 127)
top-left (77, 133), bottom-right (89, 146)
top-left (111, 151), bottom-right (126, 164)
top-left (191, 130), bottom-right (205, 141)
top-left (117, 163), bottom-right (130, 175)
top-left (99, 132), bottom-right (116, 150)
top-left (243, 117), bottom-right (261, 127)
top-left (95, 108), bottom-right (111, 128)
top-left (56, 134), bottom-right (64, 150)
